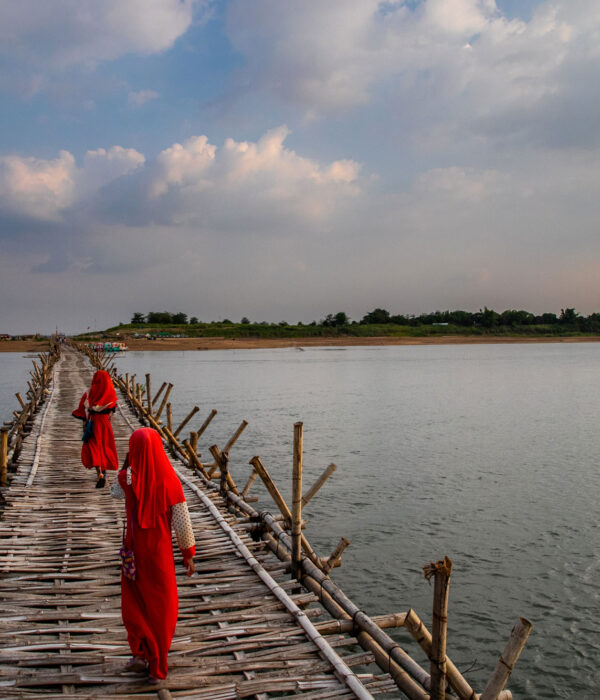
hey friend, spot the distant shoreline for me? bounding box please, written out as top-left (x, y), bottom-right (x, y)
top-left (3, 335), bottom-right (600, 353)
top-left (88, 335), bottom-right (600, 351)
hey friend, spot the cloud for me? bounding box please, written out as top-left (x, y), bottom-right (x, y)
top-left (0, 0), bottom-right (198, 70)
top-left (128, 89), bottom-right (160, 106)
top-left (0, 146), bottom-right (145, 224)
top-left (92, 126), bottom-right (362, 230)
top-left (225, 0), bottom-right (600, 150)
top-left (0, 150), bottom-right (76, 221)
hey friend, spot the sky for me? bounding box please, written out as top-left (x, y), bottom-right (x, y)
top-left (1, 0), bottom-right (599, 334)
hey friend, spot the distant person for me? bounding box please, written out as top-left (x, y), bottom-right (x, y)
top-left (74, 370), bottom-right (119, 487)
top-left (112, 428), bottom-right (195, 682)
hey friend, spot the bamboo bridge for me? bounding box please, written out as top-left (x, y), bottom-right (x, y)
top-left (0, 345), bottom-right (531, 699)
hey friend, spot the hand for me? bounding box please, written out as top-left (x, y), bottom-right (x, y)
top-left (184, 557), bottom-right (195, 577)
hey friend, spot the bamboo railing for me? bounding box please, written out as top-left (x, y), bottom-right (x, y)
top-left (75, 341), bottom-right (532, 699)
top-left (0, 342), bottom-right (61, 487)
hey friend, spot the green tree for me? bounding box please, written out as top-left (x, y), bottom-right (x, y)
top-left (189, 316), bottom-right (199, 324)
top-left (131, 312), bottom-right (146, 324)
top-left (147, 311), bottom-right (173, 324)
top-left (241, 317), bottom-right (250, 324)
top-left (361, 308), bottom-right (390, 324)
top-left (171, 312), bottom-right (188, 324)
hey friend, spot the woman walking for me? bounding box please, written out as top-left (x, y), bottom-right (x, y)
top-left (114, 428), bottom-right (195, 682)
top-left (75, 369), bottom-right (119, 487)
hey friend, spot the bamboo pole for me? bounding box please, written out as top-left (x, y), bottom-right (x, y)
top-left (15, 393), bottom-right (26, 411)
top-left (316, 612), bottom-right (407, 635)
top-left (173, 405), bottom-right (200, 437)
top-left (196, 408), bottom-right (217, 438)
top-left (320, 537), bottom-right (350, 574)
top-left (249, 456), bottom-right (322, 569)
top-left (302, 463), bottom-right (337, 507)
top-left (209, 444), bottom-right (239, 495)
top-left (423, 557), bottom-right (452, 700)
top-left (405, 609), bottom-right (479, 700)
top-left (154, 383), bottom-right (173, 422)
top-left (166, 403), bottom-right (173, 433)
top-left (145, 373), bottom-right (152, 416)
top-left (480, 618), bottom-right (532, 700)
top-left (183, 439), bottom-right (209, 479)
top-left (0, 427), bottom-right (8, 486)
top-left (189, 431), bottom-right (198, 455)
top-left (241, 468), bottom-right (258, 499)
top-left (291, 422), bottom-right (303, 578)
top-left (152, 381), bottom-right (167, 407)
top-left (223, 420), bottom-right (248, 453)
top-left (125, 374), bottom-right (130, 398)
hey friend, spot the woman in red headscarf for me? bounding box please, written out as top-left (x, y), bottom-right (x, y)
top-left (77, 369), bottom-right (119, 488)
top-left (114, 428), bottom-right (195, 682)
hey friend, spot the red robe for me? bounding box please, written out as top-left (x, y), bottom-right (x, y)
top-left (119, 428), bottom-right (195, 680)
top-left (79, 371), bottom-right (119, 471)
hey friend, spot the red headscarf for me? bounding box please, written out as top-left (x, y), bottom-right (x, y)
top-left (128, 428), bottom-right (185, 529)
top-left (72, 392), bottom-right (87, 420)
top-left (88, 370), bottom-right (117, 408)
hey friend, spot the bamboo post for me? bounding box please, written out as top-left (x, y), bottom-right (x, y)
top-left (405, 609), bottom-right (480, 700)
top-left (174, 405), bottom-right (200, 437)
top-left (154, 383), bottom-right (173, 422)
top-left (210, 444), bottom-right (229, 495)
top-left (424, 557), bottom-right (452, 700)
top-left (210, 444), bottom-right (239, 494)
top-left (250, 455), bottom-right (322, 568)
top-left (130, 374), bottom-right (136, 396)
top-left (241, 468), bottom-right (258, 499)
top-left (196, 408), bottom-right (217, 438)
top-left (145, 373), bottom-right (152, 416)
top-left (302, 463), bottom-right (337, 507)
top-left (15, 393), bottom-right (26, 411)
top-left (152, 381), bottom-right (167, 406)
top-left (0, 427), bottom-right (8, 486)
top-left (125, 373), bottom-right (130, 398)
top-left (223, 420), bottom-right (248, 453)
top-left (189, 431), bottom-right (198, 455)
top-left (480, 618), bottom-right (532, 700)
top-left (166, 403), bottom-right (173, 433)
top-left (320, 537), bottom-right (350, 574)
top-left (291, 422), bottom-right (303, 578)
top-left (183, 439), bottom-right (209, 479)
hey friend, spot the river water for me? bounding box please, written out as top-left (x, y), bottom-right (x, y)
top-left (2, 344), bottom-right (599, 697)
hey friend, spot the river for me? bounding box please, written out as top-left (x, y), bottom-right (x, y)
top-left (2, 343), bottom-right (599, 697)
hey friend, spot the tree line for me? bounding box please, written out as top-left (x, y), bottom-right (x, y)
top-left (130, 307), bottom-right (600, 331)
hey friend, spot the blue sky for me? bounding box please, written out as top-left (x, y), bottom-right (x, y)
top-left (1, 0), bottom-right (599, 333)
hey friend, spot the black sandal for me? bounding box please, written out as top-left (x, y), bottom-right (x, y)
top-left (95, 473), bottom-right (106, 488)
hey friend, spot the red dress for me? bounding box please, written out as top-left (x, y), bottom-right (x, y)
top-left (78, 371), bottom-right (119, 471)
top-left (119, 428), bottom-right (195, 680)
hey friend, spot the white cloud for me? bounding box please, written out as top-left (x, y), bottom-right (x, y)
top-left (0, 128), bottom-right (361, 234)
top-left (0, 0), bottom-right (197, 70)
top-left (128, 90), bottom-right (160, 106)
top-left (225, 0), bottom-right (600, 150)
top-left (0, 150), bottom-right (76, 220)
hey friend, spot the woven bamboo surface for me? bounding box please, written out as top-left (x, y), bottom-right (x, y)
top-left (0, 349), bottom-right (397, 698)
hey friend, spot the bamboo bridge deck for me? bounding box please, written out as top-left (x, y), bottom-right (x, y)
top-left (0, 349), bottom-right (397, 698)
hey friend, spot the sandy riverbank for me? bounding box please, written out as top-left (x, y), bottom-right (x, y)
top-left (120, 335), bottom-right (600, 351)
top-left (0, 341), bottom-right (50, 353)
top-left (3, 335), bottom-right (599, 353)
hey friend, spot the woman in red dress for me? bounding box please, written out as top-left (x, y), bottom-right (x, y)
top-left (77, 370), bottom-right (119, 488)
top-left (114, 428), bottom-right (195, 682)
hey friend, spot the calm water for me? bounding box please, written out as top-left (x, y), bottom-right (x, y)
top-left (3, 344), bottom-right (600, 697)
top-left (0, 353), bottom-right (42, 421)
